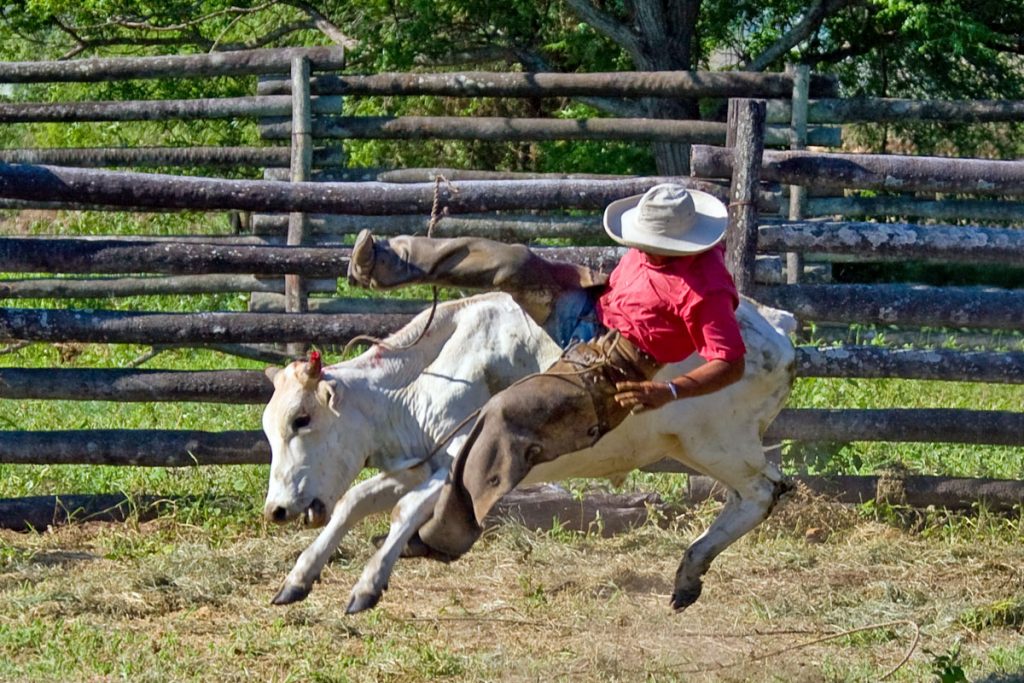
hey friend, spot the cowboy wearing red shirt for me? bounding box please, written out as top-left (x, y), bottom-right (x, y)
top-left (348, 183), bottom-right (745, 558)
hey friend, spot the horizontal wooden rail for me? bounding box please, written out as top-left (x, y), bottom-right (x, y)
top-left (755, 283), bottom-right (1023, 330)
top-left (684, 474), bottom-right (1024, 511)
top-left (804, 195), bottom-right (1024, 223)
top-left (0, 368), bottom-right (271, 403)
top-left (0, 96), bottom-right (341, 123)
top-left (0, 146), bottom-right (341, 169)
top-left (796, 347), bottom-right (1024, 383)
top-left (1, 407), bottom-right (1018, 466)
top-left (258, 115), bottom-right (841, 147)
top-left (0, 430), bottom-right (269, 466)
top-left (808, 98), bottom-right (1024, 124)
top-left (0, 47), bottom-right (345, 83)
top-left (765, 408), bottom-right (1024, 445)
top-left (0, 274), bottom-right (335, 298)
top-left (1, 345), bottom-right (1018, 404)
top-left (692, 146), bottom-right (1024, 196)
top-left (0, 239), bottom-right (630, 277)
top-left (765, 98), bottom-right (1024, 124)
top-left (0, 238), bottom-right (350, 277)
top-left (251, 211), bottom-right (607, 238)
top-left (256, 70), bottom-right (838, 98)
top-left (0, 309), bottom-right (415, 344)
top-left (757, 221), bottom-right (1024, 266)
top-left (0, 166), bottom-right (728, 213)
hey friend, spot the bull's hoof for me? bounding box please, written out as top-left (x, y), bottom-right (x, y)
top-left (272, 583), bottom-right (311, 605)
top-left (670, 581), bottom-right (703, 612)
top-left (346, 591), bottom-right (382, 614)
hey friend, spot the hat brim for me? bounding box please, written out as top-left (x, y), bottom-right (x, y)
top-left (603, 188), bottom-right (728, 256)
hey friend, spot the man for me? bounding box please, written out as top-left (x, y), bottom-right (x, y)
top-left (347, 183), bottom-right (745, 558)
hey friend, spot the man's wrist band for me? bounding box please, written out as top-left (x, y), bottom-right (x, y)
top-left (665, 381), bottom-right (678, 400)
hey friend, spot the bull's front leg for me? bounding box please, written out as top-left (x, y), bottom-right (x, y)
top-left (272, 462), bottom-right (433, 605)
top-left (345, 466), bottom-right (448, 614)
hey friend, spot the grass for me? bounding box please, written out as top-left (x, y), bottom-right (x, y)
top-left (0, 490), bottom-right (1021, 681)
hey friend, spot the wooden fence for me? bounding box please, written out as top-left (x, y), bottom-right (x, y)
top-left (1, 48), bottom-right (1022, 523)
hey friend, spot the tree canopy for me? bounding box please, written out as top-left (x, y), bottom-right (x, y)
top-left (1, 0), bottom-right (1021, 168)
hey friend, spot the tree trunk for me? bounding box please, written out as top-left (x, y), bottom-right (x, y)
top-left (631, 0), bottom-right (703, 174)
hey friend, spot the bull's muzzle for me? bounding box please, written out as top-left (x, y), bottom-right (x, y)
top-left (264, 497), bottom-right (327, 526)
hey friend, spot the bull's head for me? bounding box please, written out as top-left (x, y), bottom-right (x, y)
top-left (262, 350), bottom-right (363, 527)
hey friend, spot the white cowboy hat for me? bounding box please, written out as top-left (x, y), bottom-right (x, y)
top-left (603, 183), bottom-right (728, 256)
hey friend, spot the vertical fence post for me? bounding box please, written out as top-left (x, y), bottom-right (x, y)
top-left (286, 55), bottom-right (312, 357)
top-left (786, 64), bottom-right (809, 284)
top-left (725, 98), bottom-right (766, 294)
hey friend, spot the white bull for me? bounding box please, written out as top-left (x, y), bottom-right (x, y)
top-left (262, 291), bottom-right (796, 613)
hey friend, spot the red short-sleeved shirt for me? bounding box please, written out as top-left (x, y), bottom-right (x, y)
top-left (594, 244), bottom-right (746, 364)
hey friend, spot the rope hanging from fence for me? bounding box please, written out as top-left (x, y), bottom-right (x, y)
top-left (337, 174), bottom-right (456, 358)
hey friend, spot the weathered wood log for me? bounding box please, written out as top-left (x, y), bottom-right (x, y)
top-left (804, 196), bottom-right (1024, 223)
top-left (2, 344), bottom-right (1013, 405)
top-left (0, 47), bottom-right (345, 83)
top-left (375, 168), bottom-right (627, 182)
top-left (0, 274), bottom-right (327, 298)
top-left (0, 146), bottom-right (343, 169)
top-left (265, 115), bottom-right (729, 144)
top-left (692, 146), bottom-right (1024, 196)
top-left (765, 409), bottom-right (1024, 446)
top-left (258, 115), bottom-right (839, 147)
top-left (0, 309), bottom-right (414, 344)
top-left (0, 238), bottom-right (350, 277)
top-left (796, 347), bottom-right (1024, 384)
top-left (0, 96), bottom-right (340, 123)
top-left (256, 70), bottom-right (839, 98)
top-left (250, 193), bottom-right (785, 236)
top-left (252, 212), bottom-right (607, 238)
top-left (685, 474), bottom-right (1024, 511)
top-left (809, 98), bottom-right (1024, 124)
top-left (0, 406), bottom-right (1018, 467)
top-left (0, 494), bottom-right (175, 531)
top-left (766, 98), bottom-right (1024, 125)
top-left (0, 275), bottom-right (335, 298)
top-left (0, 368), bottom-right (271, 403)
top-left (0, 166), bottom-right (729, 214)
top-left (757, 221), bottom-right (1024, 266)
top-left (249, 294), bottom-right (440, 314)
top-left (725, 99), bottom-right (767, 294)
top-left (755, 283), bottom-right (1024, 330)
top-left (490, 486), bottom-right (668, 536)
top-left (0, 430), bottom-right (270, 466)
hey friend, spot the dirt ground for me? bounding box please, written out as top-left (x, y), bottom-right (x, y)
top-left (0, 489), bottom-right (1022, 682)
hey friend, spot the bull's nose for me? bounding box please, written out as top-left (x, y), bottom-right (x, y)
top-left (267, 505), bottom-right (289, 524)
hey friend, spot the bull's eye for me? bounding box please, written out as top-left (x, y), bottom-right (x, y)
top-left (291, 415), bottom-right (312, 432)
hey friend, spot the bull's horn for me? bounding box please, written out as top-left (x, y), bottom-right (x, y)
top-left (298, 349), bottom-right (322, 387)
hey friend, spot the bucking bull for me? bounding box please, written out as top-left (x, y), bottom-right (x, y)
top-left (262, 291), bottom-right (796, 614)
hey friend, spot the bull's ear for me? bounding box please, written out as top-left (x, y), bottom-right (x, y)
top-left (318, 378), bottom-right (343, 415)
top-left (265, 366), bottom-right (281, 383)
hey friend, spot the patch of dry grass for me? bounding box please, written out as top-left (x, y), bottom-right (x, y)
top-left (1, 497), bottom-right (1022, 682)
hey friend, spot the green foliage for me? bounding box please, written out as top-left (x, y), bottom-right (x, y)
top-left (925, 642), bottom-right (969, 683)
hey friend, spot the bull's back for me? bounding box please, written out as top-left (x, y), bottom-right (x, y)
top-left (522, 300), bottom-right (795, 484)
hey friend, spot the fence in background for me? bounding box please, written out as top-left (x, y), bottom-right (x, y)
top-left (0, 49), bottom-right (1022, 522)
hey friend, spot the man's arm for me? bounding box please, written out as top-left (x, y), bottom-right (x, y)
top-left (613, 357), bottom-right (745, 413)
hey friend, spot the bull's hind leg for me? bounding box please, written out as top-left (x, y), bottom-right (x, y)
top-left (345, 466), bottom-right (448, 614)
top-left (672, 450), bottom-right (788, 612)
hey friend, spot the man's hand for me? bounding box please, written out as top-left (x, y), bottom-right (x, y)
top-left (613, 380), bottom-right (676, 413)
top-left (614, 357), bottom-right (745, 414)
